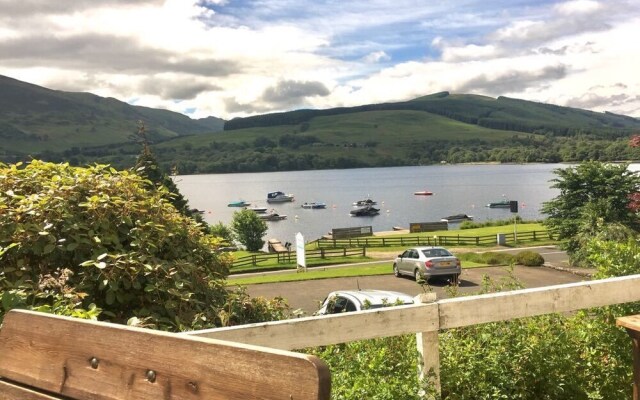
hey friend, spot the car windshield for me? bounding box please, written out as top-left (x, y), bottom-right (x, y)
top-left (421, 248), bottom-right (452, 257)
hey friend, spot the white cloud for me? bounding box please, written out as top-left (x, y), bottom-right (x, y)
top-left (363, 51), bottom-right (391, 63)
top-left (554, 0), bottom-right (602, 15)
top-left (0, 0), bottom-right (638, 119)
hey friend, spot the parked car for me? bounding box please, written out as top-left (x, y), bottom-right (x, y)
top-left (315, 289), bottom-right (415, 315)
top-left (393, 246), bottom-right (461, 282)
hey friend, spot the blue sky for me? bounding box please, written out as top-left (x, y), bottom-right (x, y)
top-left (0, 0), bottom-right (638, 119)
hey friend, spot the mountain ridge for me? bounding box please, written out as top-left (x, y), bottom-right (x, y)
top-left (2, 74), bottom-right (640, 173)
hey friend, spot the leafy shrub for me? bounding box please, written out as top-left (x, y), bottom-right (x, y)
top-left (232, 209), bottom-right (268, 251)
top-left (515, 250), bottom-right (545, 266)
top-left (459, 216), bottom-right (529, 229)
top-left (458, 251), bottom-right (515, 265)
top-left (306, 336), bottom-right (432, 400)
top-left (0, 161), bottom-right (233, 331)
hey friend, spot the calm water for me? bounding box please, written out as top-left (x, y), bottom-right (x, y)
top-left (174, 164), bottom-right (568, 245)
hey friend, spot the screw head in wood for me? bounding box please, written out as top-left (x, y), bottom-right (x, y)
top-left (146, 370), bottom-right (157, 383)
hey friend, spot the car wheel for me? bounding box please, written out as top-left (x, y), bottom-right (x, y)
top-left (393, 263), bottom-right (400, 277)
top-left (414, 269), bottom-right (422, 283)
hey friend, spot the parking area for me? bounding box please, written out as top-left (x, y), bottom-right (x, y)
top-left (244, 263), bottom-right (588, 315)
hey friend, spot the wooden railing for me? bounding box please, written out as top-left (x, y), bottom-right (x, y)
top-left (313, 229), bottom-right (553, 248)
top-left (0, 310), bottom-right (331, 399)
top-left (232, 247), bottom-right (366, 268)
top-left (188, 274), bottom-right (640, 395)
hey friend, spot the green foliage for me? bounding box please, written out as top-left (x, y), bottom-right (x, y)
top-left (133, 121), bottom-right (206, 227)
top-left (542, 161), bottom-right (640, 263)
top-left (209, 221), bottom-right (236, 244)
top-left (0, 160), bottom-right (232, 331)
top-left (458, 251), bottom-right (515, 265)
top-left (306, 336), bottom-right (431, 399)
top-left (459, 216), bottom-right (526, 229)
top-left (219, 286), bottom-right (292, 327)
top-left (231, 209), bottom-right (268, 251)
top-left (515, 250), bottom-right (545, 266)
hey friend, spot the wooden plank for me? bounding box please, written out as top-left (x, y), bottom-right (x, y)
top-left (439, 274), bottom-right (640, 329)
top-left (618, 315), bottom-right (640, 400)
top-left (0, 380), bottom-right (64, 400)
top-left (409, 222), bottom-right (448, 233)
top-left (331, 226), bottom-right (372, 239)
top-left (191, 275), bottom-right (640, 351)
top-left (0, 310), bottom-right (331, 400)
top-left (189, 303), bottom-right (438, 350)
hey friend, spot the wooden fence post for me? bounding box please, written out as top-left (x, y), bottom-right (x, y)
top-left (415, 293), bottom-right (440, 397)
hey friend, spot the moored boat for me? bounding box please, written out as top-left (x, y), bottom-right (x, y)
top-left (441, 214), bottom-right (474, 222)
top-left (245, 206), bottom-right (268, 213)
top-left (487, 199), bottom-right (511, 208)
top-left (259, 212), bottom-right (287, 221)
top-left (350, 205), bottom-right (380, 217)
top-left (301, 202), bottom-right (327, 209)
top-left (353, 198), bottom-right (377, 206)
top-left (228, 200), bottom-right (250, 207)
top-left (267, 191), bottom-right (295, 203)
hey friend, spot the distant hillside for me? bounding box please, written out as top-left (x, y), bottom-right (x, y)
top-left (225, 91), bottom-right (640, 139)
top-left (2, 74), bottom-right (640, 173)
top-left (0, 75), bottom-right (224, 159)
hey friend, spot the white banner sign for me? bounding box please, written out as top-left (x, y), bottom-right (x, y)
top-left (296, 232), bottom-right (306, 270)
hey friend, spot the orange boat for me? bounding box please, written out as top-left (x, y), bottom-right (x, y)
top-left (414, 190), bottom-right (433, 195)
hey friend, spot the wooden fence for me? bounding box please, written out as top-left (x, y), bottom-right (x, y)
top-left (188, 274), bottom-right (640, 395)
top-left (233, 247), bottom-right (366, 268)
top-left (314, 229), bottom-right (552, 248)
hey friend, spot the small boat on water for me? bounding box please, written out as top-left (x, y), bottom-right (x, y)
top-left (353, 198), bottom-right (377, 206)
top-left (487, 199), bottom-right (511, 208)
top-left (350, 205), bottom-right (380, 217)
top-left (228, 200), bottom-right (250, 207)
top-left (441, 214), bottom-right (474, 222)
top-left (259, 212), bottom-right (287, 221)
top-left (267, 191), bottom-right (295, 203)
top-left (245, 206), bottom-right (268, 213)
top-left (414, 190), bottom-right (433, 196)
top-left (301, 202), bottom-right (327, 209)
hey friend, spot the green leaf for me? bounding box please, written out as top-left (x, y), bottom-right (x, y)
top-left (105, 290), bottom-right (115, 305)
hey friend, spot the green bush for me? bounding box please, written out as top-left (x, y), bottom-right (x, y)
top-left (232, 209), bottom-right (268, 251)
top-left (458, 251), bottom-right (515, 265)
top-left (515, 250), bottom-right (545, 266)
top-left (0, 161), bottom-right (233, 331)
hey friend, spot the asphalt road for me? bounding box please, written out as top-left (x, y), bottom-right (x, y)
top-left (243, 245), bottom-right (586, 315)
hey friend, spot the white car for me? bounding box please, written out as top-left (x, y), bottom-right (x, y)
top-left (393, 246), bottom-right (461, 282)
top-left (315, 289), bottom-right (415, 315)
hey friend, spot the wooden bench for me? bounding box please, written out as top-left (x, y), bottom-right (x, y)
top-left (0, 310), bottom-right (331, 400)
top-left (617, 314), bottom-right (640, 400)
top-left (267, 239), bottom-right (288, 253)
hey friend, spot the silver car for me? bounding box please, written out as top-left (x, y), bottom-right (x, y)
top-left (393, 246), bottom-right (461, 282)
top-left (315, 289), bottom-right (415, 315)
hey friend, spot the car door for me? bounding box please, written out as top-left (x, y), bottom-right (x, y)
top-left (398, 249), bottom-right (413, 275)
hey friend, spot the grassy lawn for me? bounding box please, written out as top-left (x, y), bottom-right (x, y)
top-left (227, 260), bottom-right (488, 285)
top-left (227, 222), bottom-right (557, 278)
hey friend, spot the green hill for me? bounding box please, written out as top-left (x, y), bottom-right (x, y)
top-left (225, 91), bottom-right (640, 138)
top-left (0, 75), bottom-right (224, 159)
top-left (1, 75), bottom-right (639, 173)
